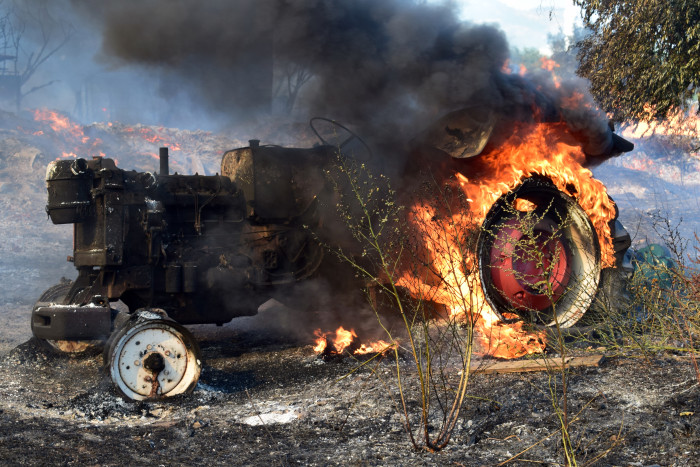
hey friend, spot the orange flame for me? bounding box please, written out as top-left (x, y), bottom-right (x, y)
top-left (314, 122), bottom-right (613, 360)
top-left (333, 326), bottom-right (356, 353)
top-left (540, 57), bottom-right (559, 72)
top-left (313, 327), bottom-right (394, 356)
top-left (514, 198), bottom-right (536, 212)
top-left (313, 331), bottom-right (328, 353)
top-left (478, 313), bottom-right (546, 359)
top-left (355, 340), bottom-right (393, 354)
top-left (458, 123), bottom-right (615, 266)
top-left (621, 104), bottom-right (700, 139)
top-left (539, 57), bottom-right (561, 88)
top-left (33, 109), bottom-right (83, 137)
top-left (29, 109), bottom-right (189, 167)
top-left (31, 109), bottom-right (104, 160)
top-left (395, 122), bottom-right (615, 359)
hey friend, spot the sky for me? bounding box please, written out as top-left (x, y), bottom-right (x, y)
top-left (455, 0), bottom-right (582, 54)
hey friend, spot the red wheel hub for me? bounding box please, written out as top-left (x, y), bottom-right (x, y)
top-left (489, 218), bottom-right (571, 311)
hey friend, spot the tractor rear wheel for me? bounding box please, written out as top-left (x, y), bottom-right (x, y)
top-left (32, 280), bottom-right (101, 355)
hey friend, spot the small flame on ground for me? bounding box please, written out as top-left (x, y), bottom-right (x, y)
top-left (474, 310), bottom-right (546, 359)
top-left (313, 326), bottom-right (394, 356)
top-left (31, 109), bottom-right (104, 160)
top-left (34, 109), bottom-right (83, 137)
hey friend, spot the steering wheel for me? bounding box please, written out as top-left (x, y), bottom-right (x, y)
top-left (310, 117), bottom-right (373, 161)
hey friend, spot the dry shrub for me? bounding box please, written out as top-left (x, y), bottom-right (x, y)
top-left (588, 214), bottom-right (700, 381)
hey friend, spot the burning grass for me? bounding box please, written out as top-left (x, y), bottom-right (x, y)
top-left (23, 108), bottom-right (241, 174)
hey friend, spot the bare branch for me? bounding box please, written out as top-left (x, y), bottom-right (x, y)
top-left (22, 78), bottom-right (58, 96)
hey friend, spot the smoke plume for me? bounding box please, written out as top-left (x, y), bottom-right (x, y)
top-left (69, 1), bottom-right (499, 137)
top-left (66, 0), bottom-right (614, 163)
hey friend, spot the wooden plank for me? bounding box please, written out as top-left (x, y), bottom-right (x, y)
top-left (470, 354), bottom-right (605, 375)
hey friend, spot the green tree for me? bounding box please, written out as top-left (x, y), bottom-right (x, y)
top-left (574, 0), bottom-right (699, 123)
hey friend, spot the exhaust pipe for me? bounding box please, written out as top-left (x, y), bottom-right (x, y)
top-left (160, 147), bottom-right (169, 176)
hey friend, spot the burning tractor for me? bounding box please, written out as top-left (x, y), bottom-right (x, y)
top-left (31, 115), bottom-right (633, 400)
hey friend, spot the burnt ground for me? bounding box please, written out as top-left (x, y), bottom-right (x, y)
top-left (0, 119), bottom-right (699, 466)
top-left (0, 303), bottom-right (698, 466)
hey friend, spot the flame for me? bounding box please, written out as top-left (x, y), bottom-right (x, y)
top-left (621, 104), bottom-right (700, 139)
top-left (514, 198), bottom-right (536, 212)
top-left (395, 122), bottom-right (615, 359)
top-left (355, 340), bottom-right (393, 354)
top-left (28, 109), bottom-right (190, 169)
top-left (314, 122), bottom-right (613, 360)
top-left (459, 122), bottom-right (615, 266)
top-left (478, 312), bottom-right (546, 359)
top-left (31, 109), bottom-right (105, 160)
top-left (539, 57), bottom-right (561, 88)
top-left (312, 330), bottom-right (328, 353)
top-left (313, 326), bottom-right (356, 354)
top-left (333, 326), bottom-right (356, 353)
top-left (33, 109), bottom-right (83, 138)
top-left (140, 127), bottom-right (166, 144)
top-left (540, 57), bottom-right (559, 72)
top-left (313, 327), bottom-right (394, 356)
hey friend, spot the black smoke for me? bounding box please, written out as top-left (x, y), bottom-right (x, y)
top-left (65, 0), bottom-right (617, 162)
top-left (69, 1), bottom-right (508, 142)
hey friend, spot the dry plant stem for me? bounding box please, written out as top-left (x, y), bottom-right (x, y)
top-left (421, 179), bottom-right (478, 449)
top-left (338, 163), bottom-right (428, 449)
top-left (547, 276), bottom-right (573, 466)
top-left (546, 254), bottom-right (575, 466)
top-left (333, 160), bottom-right (477, 451)
top-left (679, 310), bottom-right (700, 384)
top-left (505, 205), bottom-right (577, 466)
top-left (555, 333), bottom-right (575, 466)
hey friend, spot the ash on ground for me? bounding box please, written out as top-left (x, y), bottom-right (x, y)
top-left (0, 316), bottom-right (698, 465)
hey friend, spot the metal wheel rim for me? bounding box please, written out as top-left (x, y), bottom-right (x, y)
top-left (108, 319), bottom-right (200, 401)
